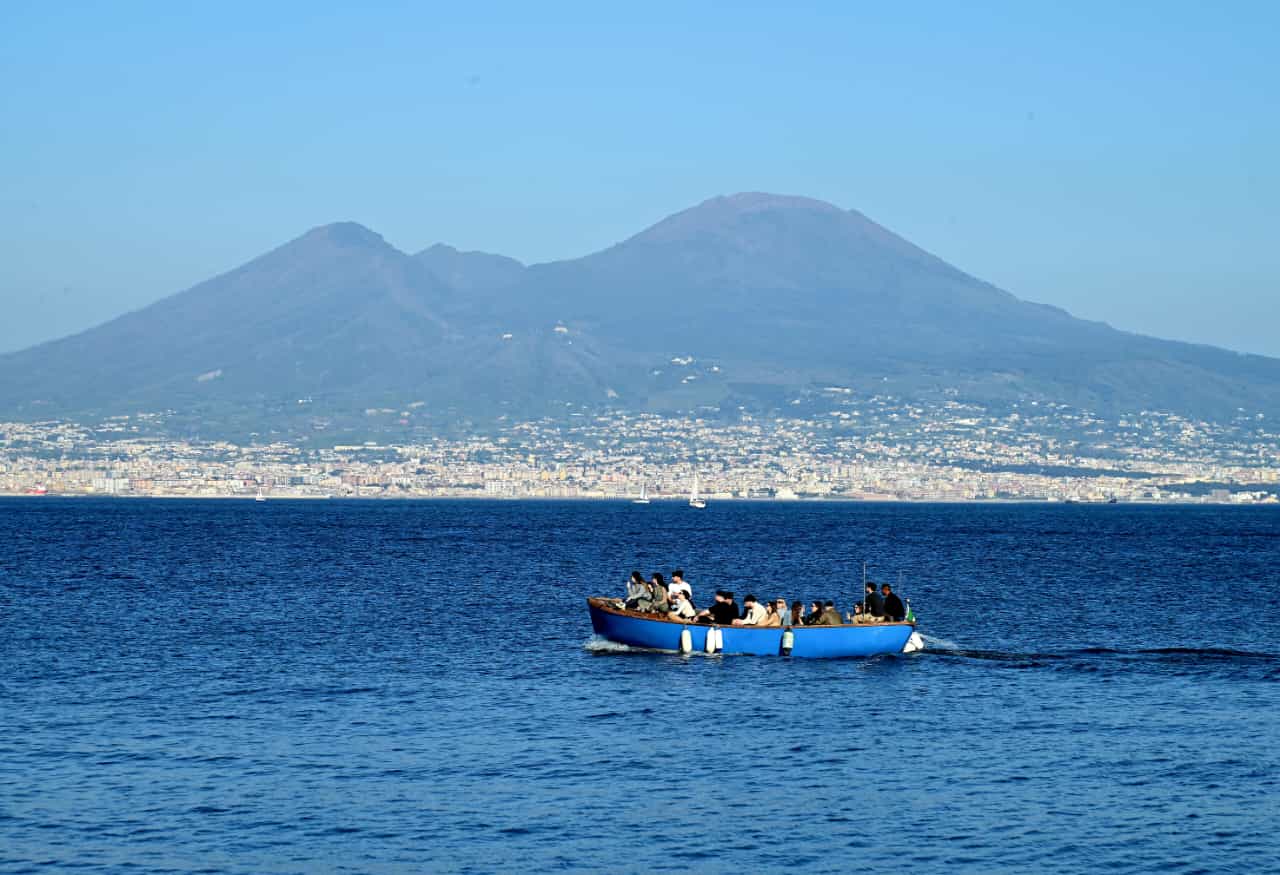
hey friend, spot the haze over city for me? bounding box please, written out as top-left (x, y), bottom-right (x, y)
top-left (3, 2), bottom-right (1278, 356)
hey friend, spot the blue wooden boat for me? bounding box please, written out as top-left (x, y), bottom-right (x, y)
top-left (587, 597), bottom-right (919, 658)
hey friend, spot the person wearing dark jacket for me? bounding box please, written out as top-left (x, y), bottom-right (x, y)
top-left (863, 582), bottom-right (885, 619)
top-left (815, 600), bottom-right (843, 625)
top-left (700, 591), bottom-right (738, 625)
top-left (722, 592), bottom-right (741, 621)
top-left (881, 583), bottom-right (906, 622)
top-left (694, 591), bottom-right (724, 623)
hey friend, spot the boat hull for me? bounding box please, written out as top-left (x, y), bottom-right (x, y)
top-left (587, 598), bottom-right (915, 658)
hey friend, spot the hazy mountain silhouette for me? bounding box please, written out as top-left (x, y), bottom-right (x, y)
top-left (415, 244), bottom-right (525, 293)
top-left (2, 193), bottom-right (1278, 428)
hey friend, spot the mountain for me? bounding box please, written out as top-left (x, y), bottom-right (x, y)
top-left (0, 223), bottom-right (612, 427)
top-left (2, 192), bottom-right (1278, 432)
top-left (415, 244), bottom-right (525, 292)
top-left (0, 222), bottom-right (451, 414)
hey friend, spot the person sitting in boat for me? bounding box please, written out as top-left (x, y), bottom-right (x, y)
top-left (881, 583), bottom-right (906, 622)
top-left (813, 600), bottom-right (842, 625)
top-left (695, 590), bottom-right (739, 625)
top-left (668, 570), bottom-right (692, 602)
top-left (723, 591), bottom-right (741, 621)
top-left (692, 591), bottom-right (719, 623)
top-left (846, 603), bottom-right (865, 623)
top-left (759, 599), bottom-right (783, 627)
top-left (625, 571), bottom-right (651, 611)
top-left (667, 589), bottom-right (696, 621)
top-left (732, 594), bottom-right (766, 626)
top-left (863, 582), bottom-right (885, 619)
top-left (772, 598), bottom-right (789, 625)
top-left (648, 573), bottom-right (670, 614)
top-left (804, 600), bottom-right (824, 625)
top-left (789, 601), bottom-right (806, 627)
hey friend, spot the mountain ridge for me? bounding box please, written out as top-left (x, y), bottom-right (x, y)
top-left (1, 192), bottom-right (1277, 432)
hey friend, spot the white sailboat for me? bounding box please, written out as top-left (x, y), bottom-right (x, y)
top-left (688, 473), bottom-right (706, 509)
top-left (632, 483), bottom-right (650, 504)
top-left (255, 487), bottom-right (267, 502)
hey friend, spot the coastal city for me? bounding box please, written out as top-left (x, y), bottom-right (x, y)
top-left (2, 394), bottom-right (1277, 503)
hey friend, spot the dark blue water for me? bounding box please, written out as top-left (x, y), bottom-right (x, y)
top-left (2, 499), bottom-right (1278, 874)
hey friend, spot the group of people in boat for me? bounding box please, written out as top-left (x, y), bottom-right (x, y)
top-left (624, 571), bottom-right (908, 626)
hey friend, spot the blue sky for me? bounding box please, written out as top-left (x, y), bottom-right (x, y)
top-left (2, 1), bottom-right (1277, 355)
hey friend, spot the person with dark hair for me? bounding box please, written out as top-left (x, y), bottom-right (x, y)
top-left (722, 591), bottom-right (740, 621)
top-left (668, 570), bottom-right (692, 602)
top-left (667, 589), bottom-right (696, 621)
top-left (648, 572), bottom-right (669, 614)
top-left (760, 599), bottom-right (783, 627)
top-left (804, 600), bottom-right (824, 626)
top-left (625, 571), bottom-right (650, 611)
top-left (732, 594), bottom-right (766, 626)
top-left (881, 583), bottom-right (906, 622)
top-left (864, 582), bottom-right (885, 620)
top-left (696, 591), bottom-right (739, 625)
top-left (790, 601), bottom-right (806, 627)
top-left (817, 600), bottom-right (843, 625)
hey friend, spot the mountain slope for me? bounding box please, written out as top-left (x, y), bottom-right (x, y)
top-left (0, 223), bottom-right (454, 411)
top-left (415, 244), bottom-right (525, 292)
top-left (1, 193), bottom-right (1278, 428)
top-left (0, 222), bottom-right (623, 422)
top-left (508, 193), bottom-right (1280, 417)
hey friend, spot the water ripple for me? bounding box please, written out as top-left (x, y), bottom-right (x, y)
top-left (1, 499), bottom-right (1278, 874)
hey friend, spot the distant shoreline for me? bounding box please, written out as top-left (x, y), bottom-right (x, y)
top-left (0, 492), bottom-right (1274, 507)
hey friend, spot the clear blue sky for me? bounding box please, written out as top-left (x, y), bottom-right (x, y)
top-left (3, 1), bottom-right (1277, 355)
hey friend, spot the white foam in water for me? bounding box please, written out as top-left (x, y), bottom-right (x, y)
top-left (902, 631), bottom-right (926, 653)
top-left (583, 635), bottom-right (635, 653)
top-left (583, 635), bottom-right (710, 656)
top-left (920, 633), bottom-right (960, 651)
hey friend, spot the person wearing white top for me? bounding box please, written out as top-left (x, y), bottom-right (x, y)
top-left (667, 570), bottom-right (692, 602)
top-left (667, 590), bottom-right (696, 621)
top-left (731, 595), bottom-right (766, 626)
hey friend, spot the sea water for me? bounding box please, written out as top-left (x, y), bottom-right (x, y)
top-left (2, 499), bottom-right (1278, 873)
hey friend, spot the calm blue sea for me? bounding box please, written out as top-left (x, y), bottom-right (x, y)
top-left (1, 498), bottom-right (1278, 874)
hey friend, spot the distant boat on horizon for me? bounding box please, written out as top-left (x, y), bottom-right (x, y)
top-left (689, 473), bottom-right (706, 509)
top-left (255, 488), bottom-right (266, 502)
top-left (632, 483), bottom-right (650, 504)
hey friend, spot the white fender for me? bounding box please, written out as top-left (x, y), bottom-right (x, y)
top-left (902, 631), bottom-right (925, 654)
top-left (713, 627), bottom-right (724, 652)
top-left (679, 627), bottom-right (692, 653)
top-left (705, 626), bottom-right (723, 654)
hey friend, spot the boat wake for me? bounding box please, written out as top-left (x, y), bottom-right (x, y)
top-left (920, 643), bottom-right (1279, 677)
top-left (582, 636), bottom-right (732, 658)
top-left (582, 635), bottom-right (681, 655)
top-left (583, 635), bottom-right (638, 653)
top-left (919, 633), bottom-right (959, 651)
top-left (925, 644), bottom-right (1277, 661)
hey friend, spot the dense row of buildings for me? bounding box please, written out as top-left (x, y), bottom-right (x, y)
top-left (1, 398), bottom-right (1277, 503)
